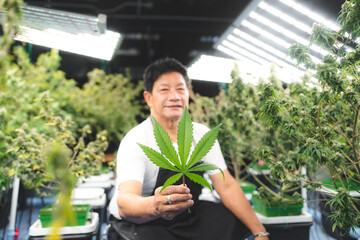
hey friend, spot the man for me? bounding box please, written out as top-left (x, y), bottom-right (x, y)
top-left (108, 58), bottom-right (269, 240)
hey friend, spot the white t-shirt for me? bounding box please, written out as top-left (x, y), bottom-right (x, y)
top-left (108, 118), bottom-right (227, 219)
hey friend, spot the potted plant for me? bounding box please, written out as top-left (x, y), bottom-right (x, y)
top-left (257, 0), bottom-right (360, 237)
top-left (67, 68), bottom-right (144, 153)
top-left (190, 65), bottom-right (312, 239)
top-left (190, 68), bottom-right (265, 192)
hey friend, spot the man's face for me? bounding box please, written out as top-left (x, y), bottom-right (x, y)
top-left (144, 71), bottom-right (189, 122)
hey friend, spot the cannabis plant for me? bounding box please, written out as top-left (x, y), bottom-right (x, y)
top-left (138, 107), bottom-right (224, 192)
top-left (258, 0), bottom-right (360, 234)
top-left (190, 67), bottom-right (264, 182)
top-left (68, 68), bottom-right (144, 152)
top-left (8, 93), bottom-right (108, 195)
top-left (0, 0), bottom-right (23, 195)
top-left (43, 142), bottom-right (76, 235)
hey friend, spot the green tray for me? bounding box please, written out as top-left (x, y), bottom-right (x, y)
top-left (322, 178), bottom-right (360, 191)
top-left (252, 198), bottom-right (303, 217)
top-left (238, 180), bottom-right (257, 194)
top-left (39, 204), bottom-right (91, 228)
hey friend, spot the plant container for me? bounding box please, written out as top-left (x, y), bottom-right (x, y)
top-left (252, 197), bottom-right (303, 217)
top-left (39, 204), bottom-right (91, 228)
top-left (256, 211), bottom-right (313, 240)
top-left (0, 187), bottom-right (12, 228)
top-left (318, 189), bottom-right (359, 240)
top-left (29, 212), bottom-right (99, 240)
top-left (238, 180), bottom-right (257, 194)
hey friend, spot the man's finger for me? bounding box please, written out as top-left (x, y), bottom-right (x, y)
top-left (160, 185), bottom-right (190, 195)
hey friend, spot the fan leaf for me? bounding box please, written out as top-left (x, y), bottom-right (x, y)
top-left (177, 106), bottom-right (193, 168)
top-left (152, 117), bottom-right (182, 170)
top-left (185, 172), bottom-right (212, 192)
top-left (160, 173), bottom-right (183, 193)
top-left (188, 162), bottom-right (225, 180)
top-left (137, 143), bottom-right (179, 172)
top-left (187, 124), bottom-right (221, 169)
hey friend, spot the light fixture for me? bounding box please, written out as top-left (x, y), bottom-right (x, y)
top-left (278, 0), bottom-right (340, 32)
top-left (222, 40), bottom-right (270, 65)
top-left (248, 11), bottom-right (329, 58)
top-left (213, 0), bottom-right (347, 84)
top-left (1, 5), bottom-right (122, 60)
top-left (188, 54), bottom-right (270, 85)
top-left (188, 55), bottom-right (238, 83)
top-left (188, 54), bottom-right (305, 85)
top-left (231, 28), bottom-right (302, 67)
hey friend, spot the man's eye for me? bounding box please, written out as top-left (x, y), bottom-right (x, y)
top-left (160, 89), bottom-right (168, 92)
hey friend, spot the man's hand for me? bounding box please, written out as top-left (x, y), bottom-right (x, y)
top-left (154, 185), bottom-right (194, 220)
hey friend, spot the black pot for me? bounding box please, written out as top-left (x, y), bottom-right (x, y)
top-left (318, 192), bottom-right (357, 240)
top-left (0, 186), bottom-right (12, 229)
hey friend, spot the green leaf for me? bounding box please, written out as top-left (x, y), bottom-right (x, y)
top-left (187, 124), bottom-right (221, 169)
top-left (152, 117), bottom-right (182, 170)
top-left (137, 143), bottom-right (180, 172)
top-left (188, 162), bottom-right (224, 180)
top-left (160, 173), bottom-right (183, 193)
top-left (177, 106), bottom-right (193, 168)
top-left (185, 172), bottom-right (212, 192)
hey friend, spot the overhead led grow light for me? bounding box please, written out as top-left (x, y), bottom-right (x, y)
top-left (2, 5), bottom-right (122, 60)
top-left (188, 54), bottom-right (305, 85)
top-left (211, 0), bottom-right (345, 83)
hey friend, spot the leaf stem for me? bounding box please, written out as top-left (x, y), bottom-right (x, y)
top-left (182, 174), bottom-right (185, 186)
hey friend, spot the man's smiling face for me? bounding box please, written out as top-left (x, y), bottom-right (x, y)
top-left (144, 71), bottom-right (189, 122)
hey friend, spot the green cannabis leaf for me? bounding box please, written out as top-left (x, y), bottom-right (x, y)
top-left (138, 106), bottom-right (224, 192)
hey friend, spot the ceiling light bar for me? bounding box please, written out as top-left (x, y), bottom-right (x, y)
top-left (20, 5), bottom-right (105, 35)
top-left (227, 34), bottom-right (290, 68)
top-left (249, 11), bottom-right (329, 57)
top-left (216, 45), bottom-right (264, 66)
top-left (188, 55), bottom-right (237, 83)
top-left (222, 40), bottom-right (271, 65)
top-left (228, 33), bottom-right (307, 76)
top-left (241, 20), bottom-right (322, 64)
top-left (188, 54), bottom-right (280, 85)
top-left (259, 1), bottom-right (312, 33)
top-left (1, 5), bottom-right (122, 60)
top-left (242, 19), bottom-right (291, 49)
top-left (231, 28), bottom-right (307, 68)
top-left (279, 0), bottom-right (340, 32)
top-left (262, 1), bottom-right (354, 53)
top-left (213, 0), bottom-right (338, 84)
top-left (15, 26), bottom-right (122, 60)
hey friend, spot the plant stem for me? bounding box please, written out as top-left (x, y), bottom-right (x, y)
top-left (182, 174), bottom-right (185, 186)
top-left (250, 172), bottom-right (278, 196)
top-left (353, 105), bottom-right (359, 170)
top-left (317, 102), bottom-right (325, 145)
top-left (328, 167), bottom-right (340, 190)
top-left (230, 151), bottom-right (239, 182)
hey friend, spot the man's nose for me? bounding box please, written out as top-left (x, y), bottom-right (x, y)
top-left (169, 89), bottom-right (180, 100)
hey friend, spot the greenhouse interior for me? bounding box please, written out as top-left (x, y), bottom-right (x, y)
top-left (1, 0), bottom-right (360, 239)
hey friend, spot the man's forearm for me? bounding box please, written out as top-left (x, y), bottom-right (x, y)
top-left (220, 183), bottom-right (266, 234)
top-left (211, 171), bottom-right (267, 237)
top-left (118, 193), bottom-right (160, 224)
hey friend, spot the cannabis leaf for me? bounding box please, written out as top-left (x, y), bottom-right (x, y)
top-left (138, 106), bottom-right (224, 192)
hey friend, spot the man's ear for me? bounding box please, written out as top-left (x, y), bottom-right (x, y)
top-left (143, 91), bottom-right (152, 107)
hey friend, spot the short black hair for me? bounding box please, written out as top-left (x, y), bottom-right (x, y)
top-left (143, 57), bottom-right (190, 92)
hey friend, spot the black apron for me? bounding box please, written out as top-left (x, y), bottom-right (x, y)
top-left (108, 166), bottom-right (251, 240)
